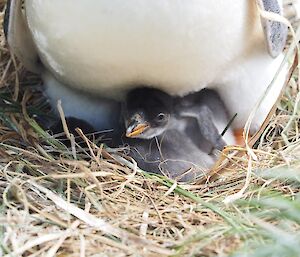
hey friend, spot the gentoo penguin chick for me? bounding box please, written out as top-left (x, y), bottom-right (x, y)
top-left (126, 129), bottom-right (216, 182)
top-left (123, 87), bottom-right (233, 181)
top-left (176, 88), bottom-right (236, 150)
top-left (124, 87), bottom-right (235, 153)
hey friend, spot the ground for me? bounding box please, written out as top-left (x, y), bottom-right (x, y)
top-left (1, 1), bottom-right (300, 256)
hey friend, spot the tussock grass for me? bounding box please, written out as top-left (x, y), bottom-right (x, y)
top-left (1, 1), bottom-right (300, 256)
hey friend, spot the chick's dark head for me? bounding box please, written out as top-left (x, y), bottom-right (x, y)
top-left (125, 87), bottom-right (173, 139)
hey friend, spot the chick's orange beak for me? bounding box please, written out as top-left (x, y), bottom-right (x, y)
top-left (126, 123), bottom-right (149, 138)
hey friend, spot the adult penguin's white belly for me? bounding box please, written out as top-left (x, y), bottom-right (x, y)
top-left (24, 0), bottom-right (288, 131)
top-left (25, 1), bottom-right (262, 95)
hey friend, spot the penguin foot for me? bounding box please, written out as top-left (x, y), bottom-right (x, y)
top-left (233, 128), bottom-right (245, 146)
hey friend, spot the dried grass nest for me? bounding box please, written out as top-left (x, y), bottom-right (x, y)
top-left (1, 1), bottom-right (300, 256)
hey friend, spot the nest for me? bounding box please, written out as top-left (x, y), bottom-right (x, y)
top-left (1, 1), bottom-right (300, 256)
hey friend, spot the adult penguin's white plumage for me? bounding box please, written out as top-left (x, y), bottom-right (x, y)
top-left (4, 0), bottom-right (296, 132)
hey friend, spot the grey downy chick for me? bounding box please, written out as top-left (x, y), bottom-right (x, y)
top-left (123, 87), bottom-right (233, 181)
top-left (124, 87), bottom-right (235, 154)
top-left (176, 88), bottom-right (236, 152)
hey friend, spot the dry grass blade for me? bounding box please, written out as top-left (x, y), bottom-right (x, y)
top-left (27, 180), bottom-right (174, 255)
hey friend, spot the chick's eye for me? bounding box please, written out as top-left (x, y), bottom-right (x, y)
top-left (156, 113), bottom-right (167, 121)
